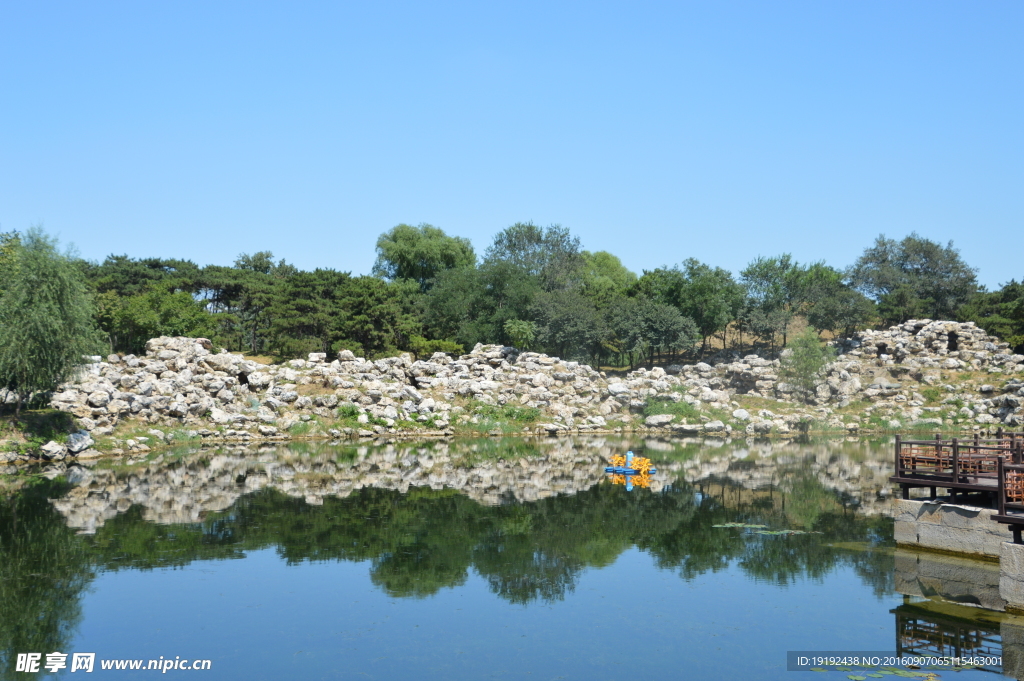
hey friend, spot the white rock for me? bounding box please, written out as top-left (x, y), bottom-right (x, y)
top-left (66, 432), bottom-right (94, 454)
top-left (645, 414), bottom-right (674, 427)
top-left (40, 440), bottom-right (67, 460)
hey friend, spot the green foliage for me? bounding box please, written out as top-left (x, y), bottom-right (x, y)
top-left (502, 319), bottom-right (536, 351)
top-left (333, 276), bottom-right (420, 358)
top-left (0, 478), bottom-right (94, 679)
top-left (0, 228), bottom-right (103, 415)
top-left (780, 327), bottom-right (837, 403)
top-left (288, 419), bottom-right (317, 436)
top-left (196, 253), bottom-right (294, 354)
top-left (268, 268), bottom-right (351, 356)
top-left (959, 280), bottom-right (1024, 352)
top-left (0, 409), bottom-right (77, 448)
top-left (372, 223), bottom-right (476, 292)
top-left (739, 254), bottom-right (806, 349)
top-left (632, 260), bottom-right (744, 355)
top-left (919, 387), bottom-right (942, 404)
top-left (472, 402), bottom-right (541, 423)
top-left (424, 260), bottom-right (543, 349)
top-left (407, 335), bottom-right (463, 359)
top-left (484, 222), bottom-right (584, 292)
top-left (531, 289), bottom-right (603, 360)
top-left (579, 251), bottom-right (637, 309)
top-left (335, 403), bottom-right (361, 419)
top-left (605, 295), bottom-right (699, 368)
top-left (643, 398), bottom-right (700, 421)
top-left (85, 254), bottom-right (202, 299)
top-left (847, 233), bottom-right (978, 322)
top-left (95, 287), bottom-right (214, 354)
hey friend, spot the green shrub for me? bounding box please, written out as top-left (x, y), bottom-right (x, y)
top-left (780, 328), bottom-right (837, 403)
top-left (335, 403), bottom-right (361, 419)
top-left (474, 403), bottom-right (541, 423)
top-left (288, 420), bottom-right (317, 435)
top-left (407, 335), bottom-right (464, 359)
top-left (643, 398), bottom-right (699, 420)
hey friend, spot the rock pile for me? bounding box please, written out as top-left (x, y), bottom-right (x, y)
top-left (19, 319), bottom-right (1023, 461)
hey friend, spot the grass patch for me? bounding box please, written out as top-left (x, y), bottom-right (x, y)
top-left (288, 419), bottom-right (320, 436)
top-left (335, 403), bottom-right (361, 419)
top-left (242, 354), bottom-right (277, 365)
top-left (166, 428), bottom-right (201, 443)
top-left (0, 408), bottom-right (78, 449)
top-left (643, 398), bottom-right (700, 421)
top-left (451, 401), bottom-right (542, 436)
top-left (472, 403), bottom-right (541, 423)
top-left (920, 387), bottom-right (943, 404)
top-left (295, 383), bottom-right (336, 396)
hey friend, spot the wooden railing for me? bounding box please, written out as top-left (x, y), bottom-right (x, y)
top-left (892, 432), bottom-right (1022, 500)
top-left (891, 431), bottom-right (1024, 543)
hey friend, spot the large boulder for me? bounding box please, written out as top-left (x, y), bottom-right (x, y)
top-left (66, 432), bottom-right (94, 454)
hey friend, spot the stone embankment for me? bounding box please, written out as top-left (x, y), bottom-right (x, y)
top-left (5, 319), bottom-right (1022, 462)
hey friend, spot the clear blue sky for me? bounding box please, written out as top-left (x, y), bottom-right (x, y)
top-left (2, 1), bottom-right (1021, 289)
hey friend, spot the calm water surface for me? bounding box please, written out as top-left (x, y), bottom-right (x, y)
top-left (0, 436), bottom-right (1010, 680)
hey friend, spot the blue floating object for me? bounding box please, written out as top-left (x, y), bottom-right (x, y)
top-left (603, 466), bottom-right (657, 474)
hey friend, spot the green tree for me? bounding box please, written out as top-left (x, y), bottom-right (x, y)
top-left (959, 280), bottom-right (1024, 352)
top-left (0, 228), bottom-right (102, 416)
top-left (335, 276), bottom-right (421, 358)
top-left (372, 223), bottom-right (476, 292)
top-left (503, 319), bottom-right (537, 351)
top-left (423, 260), bottom-right (543, 349)
top-left (793, 263), bottom-right (875, 338)
top-left (740, 254), bottom-right (801, 349)
top-left (422, 266), bottom-right (495, 347)
top-left (95, 287), bottom-right (214, 355)
top-left (579, 251), bottom-right (637, 309)
top-left (779, 327), bottom-right (837, 403)
top-left (484, 222), bottom-right (584, 292)
top-left (84, 255), bottom-right (201, 297)
top-left (847, 233), bottom-right (978, 322)
top-left (268, 268), bottom-right (351, 356)
top-left (197, 252), bottom-right (295, 353)
top-left (676, 259), bottom-right (744, 354)
top-left (605, 296), bottom-right (698, 369)
top-left (531, 289), bottom-right (603, 360)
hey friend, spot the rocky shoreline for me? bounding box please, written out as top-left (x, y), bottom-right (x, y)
top-left (2, 319), bottom-right (1022, 463)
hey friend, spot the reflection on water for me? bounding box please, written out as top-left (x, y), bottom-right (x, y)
top-left (894, 600), bottom-right (1004, 673)
top-left (0, 436), bottom-right (921, 679)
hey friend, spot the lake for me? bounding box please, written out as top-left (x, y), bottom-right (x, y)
top-left (0, 436), bottom-right (1010, 679)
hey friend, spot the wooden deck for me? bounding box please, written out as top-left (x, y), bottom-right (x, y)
top-left (891, 431), bottom-right (1024, 543)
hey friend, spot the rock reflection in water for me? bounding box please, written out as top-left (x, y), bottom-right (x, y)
top-left (38, 436), bottom-right (899, 599)
top-left (52, 437), bottom-right (636, 533)
top-left (1, 436), bottom-right (906, 680)
top-left (51, 436), bottom-right (898, 534)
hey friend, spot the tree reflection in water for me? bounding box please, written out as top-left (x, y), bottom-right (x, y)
top-left (1, 437), bottom-right (898, 676)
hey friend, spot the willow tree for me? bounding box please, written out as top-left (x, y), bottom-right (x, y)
top-left (0, 228), bottom-right (101, 416)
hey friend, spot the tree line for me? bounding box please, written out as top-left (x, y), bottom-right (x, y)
top-left (1, 224), bottom-right (1022, 390)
